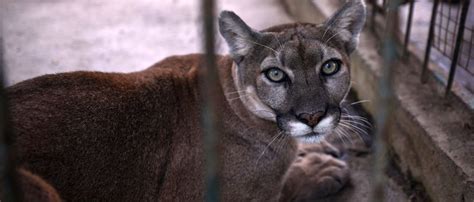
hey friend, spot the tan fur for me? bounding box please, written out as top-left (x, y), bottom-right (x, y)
top-left (9, 53), bottom-right (351, 201)
top-left (9, 54), bottom-right (299, 201)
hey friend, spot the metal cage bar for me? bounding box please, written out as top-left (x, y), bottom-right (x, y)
top-left (421, 0), bottom-right (441, 83)
top-left (445, 0), bottom-right (471, 95)
top-left (420, 0), bottom-right (473, 95)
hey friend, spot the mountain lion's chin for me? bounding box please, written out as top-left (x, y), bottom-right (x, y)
top-left (294, 132), bottom-right (329, 144)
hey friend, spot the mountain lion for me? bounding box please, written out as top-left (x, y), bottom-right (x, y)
top-left (6, 0), bottom-right (366, 201)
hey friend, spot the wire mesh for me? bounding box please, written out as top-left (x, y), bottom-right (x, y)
top-left (441, 0), bottom-right (471, 94)
top-left (371, 0), bottom-right (473, 96)
top-left (423, 0), bottom-right (472, 94)
top-left (433, 1), bottom-right (459, 58)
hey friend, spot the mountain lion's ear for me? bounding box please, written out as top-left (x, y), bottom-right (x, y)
top-left (219, 11), bottom-right (261, 60)
top-left (323, 0), bottom-right (366, 53)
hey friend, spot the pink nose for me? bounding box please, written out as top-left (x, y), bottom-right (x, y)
top-left (297, 112), bottom-right (325, 127)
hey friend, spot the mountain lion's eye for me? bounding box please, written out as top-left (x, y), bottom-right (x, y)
top-left (264, 68), bottom-right (287, 83)
top-left (321, 60), bottom-right (341, 76)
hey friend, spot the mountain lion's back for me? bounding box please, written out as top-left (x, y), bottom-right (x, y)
top-left (9, 54), bottom-right (209, 201)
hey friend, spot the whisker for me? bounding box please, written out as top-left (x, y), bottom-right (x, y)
top-left (340, 120), bottom-right (369, 136)
top-left (336, 126), bottom-right (354, 146)
top-left (338, 122), bottom-right (367, 144)
top-left (340, 114), bottom-right (371, 124)
top-left (322, 20), bottom-right (337, 42)
top-left (273, 34), bottom-right (284, 50)
top-left (341, 107), bottom-right (367, 119)
top-left (273, 132), bottom-right (287, 157)
top-left (225, 90), bottom-right (247, 95)
top-left (325, 30), bottom-right (345, 44)
top-left (338, 123), bottom-right (361, 145)
top-left (236, 36), bottom-right (277, 54)
top-left (252, 109), bottom-right (275, 115)
top-left (340, 118), bottom-right (372, 129)
top-left (256, 131), bottom-right (284, 165)
top-left (341, 114), bottom-right (370, 120)
top-left (350, 100), bottom-right (371, 106)
top-left (334, 129), bottom-right (349, 147)
top-left (336, 126), bottom-right (351, 145)
top-left (228, 94), bottom-right (250, 101)
top-left (340, 117), bottom-right (372, 127)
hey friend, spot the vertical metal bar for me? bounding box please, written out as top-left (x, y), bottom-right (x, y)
top-left (404, 0), bottom-right (415, 56)
top-left (453, 0), bottom-right (462, 32)
top-left (0, 25), bottom-right (20, 202)
top-left (445, 0), bottom-right (470, 96)
top-left (200, 0), bottom-right (220, 201)
top-left (369, 0), bottom-right (400, 201)
top-left (421, 0), bottom-right (440, 83)
top-left (467, 29), bottom-right (473, 68)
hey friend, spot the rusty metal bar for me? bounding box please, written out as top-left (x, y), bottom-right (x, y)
top-left (445, 0), bottom-right (470, 96)
top-left (0, 28), bottom-right (20, 201)
top-left (200, 0), bottom-right (220, 201)
top-left (421, 0), bottom-right (440, 83)
top-left (404, 0), bottom-right (415, 56)
top-left (369, 0), bottom-right (400, 201)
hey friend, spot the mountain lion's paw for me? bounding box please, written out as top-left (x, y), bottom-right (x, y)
top-left (297, 141), bottom-right (343, 159)
top-left (280, 153), bottom-right (349, 201)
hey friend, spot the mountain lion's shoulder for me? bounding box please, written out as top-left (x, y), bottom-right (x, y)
top-left (146, 53), bottom-right (231, 74)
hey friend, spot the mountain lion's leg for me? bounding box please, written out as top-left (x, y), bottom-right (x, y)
top-left (17, 168), bottom-right (62, 202)
top-left (279, 142), bottom-right (349, 201)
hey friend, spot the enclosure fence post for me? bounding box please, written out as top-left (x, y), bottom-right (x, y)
top-left (369, 0), bottom-right (400, 201)
top-left (445, 0), bottom-right (470, 96)
top-left (200, 0), bottom-right (220, 201)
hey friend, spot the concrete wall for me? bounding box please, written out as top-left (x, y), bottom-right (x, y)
top-left (2, 0), bottom-right (293, 85)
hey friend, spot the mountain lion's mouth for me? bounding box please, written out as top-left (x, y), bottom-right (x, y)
top-left (297, 132), bottom-right (321, 138)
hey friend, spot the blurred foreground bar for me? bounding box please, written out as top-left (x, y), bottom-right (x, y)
top-left (369, 0), bottom-right (400, 201)
top-left (200, 0), bottom-right (220, 201)
top-left (0, 30), bottom-right (20, 201)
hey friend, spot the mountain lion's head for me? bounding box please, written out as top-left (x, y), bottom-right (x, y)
top-left (219, 0), bottom-right (366, 143)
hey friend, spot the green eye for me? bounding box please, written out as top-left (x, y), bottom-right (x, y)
top-left (321, 60), bottom-right (341, 76)
top-left (264, 68), bottom-right (287, 82)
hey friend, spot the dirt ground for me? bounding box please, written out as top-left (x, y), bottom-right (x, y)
top-left (2, 0), bottom-right (411, 201)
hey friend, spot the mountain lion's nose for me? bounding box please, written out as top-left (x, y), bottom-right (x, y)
top-left (297, 112), bottom-right (325, 128)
